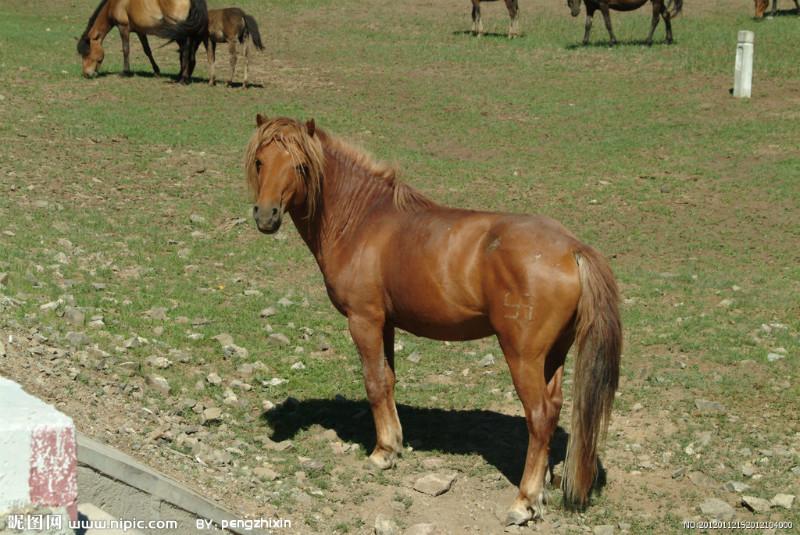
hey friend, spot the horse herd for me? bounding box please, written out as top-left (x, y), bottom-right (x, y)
top-left (72, 0), bottom-right (793, 528)
top-left (77, 0), bottom-right (799, 83)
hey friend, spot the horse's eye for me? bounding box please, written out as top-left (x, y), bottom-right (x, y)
top-left (255, 159), bottom-right (262, 172)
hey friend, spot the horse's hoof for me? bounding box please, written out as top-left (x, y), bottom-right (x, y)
top-left (368, 450), bottom-right (396, 470)
top-left (504, 507), bottom-right (532, 526)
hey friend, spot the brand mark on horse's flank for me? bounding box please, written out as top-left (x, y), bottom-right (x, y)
top-left (503, 292), bottom-right (534, 321)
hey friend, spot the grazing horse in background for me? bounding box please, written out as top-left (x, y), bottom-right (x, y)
top-left (567, 0), bottom-right (683, 46)
top-left (204, 8), bottom-right (264, 87)
top-left (755, 0), bottom-right (800, 17)
top-left (471, 0), bottom-right (520, 38)
top-left (245, 116), bottom-right (622, 524)
top-left (77, 0), bottom-right (207, 83)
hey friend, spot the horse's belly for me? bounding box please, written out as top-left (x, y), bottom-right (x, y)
top-left (393, 315), bottom-right (493, 341)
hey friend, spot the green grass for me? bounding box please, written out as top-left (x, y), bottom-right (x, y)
top-left (0, 0), bottom-right (798, 532)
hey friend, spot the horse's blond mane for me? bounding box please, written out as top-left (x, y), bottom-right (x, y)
top-left (244, 117), bottom-right (434, 219)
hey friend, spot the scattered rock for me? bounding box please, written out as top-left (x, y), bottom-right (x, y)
top-left (404, 524), bottom-right (435, 535)
top-left (263, 377), bottom-right (287, 387)
top-left (65, 331), bottom-right (90, 348)
top-left (593, 526), bottom-right (614, 535)
top-left (688, 471), bottom-right (716, 489)
top-left (671, 467), bottom-right (685, 480)
top-left (146, 355), bottom-right (172, 369)
top-left (698, 498), bottom-right (735, 520)
top-left (253, 466), bottom-right (279, 481)
top-left (291, 361), bottom-right (306, 370)
top-left (0, 272), bottom-right (8, 286)
top-left (202, 407), bottom-right (222, 424)
top-left (767, 352), bottom-right (785, 363)
top-left (725, 481), bottom-right (750, 493)
top-left (148, 374), bottom-right (171, 395)
top-left (261, 437), bottom-right (293, 452)
top-left (0, 341), bottom-right (5, 357)
top-left (407, 351), bottom-right (422, 364)
top-left (144, 307), bottom-right (168, 321)
top-left (374, 514), bottom-right (398, 535)
top-left (717, 298), bottom-right (734, 307)
top-left (222, 344), bottom-right (248, 359)
top-left (413, 472), bottom-right (457, 496)
top-left (741, 463), bottom-right (755, 477)
top-left (268, 333), bottom-right (290, 346)
top-left (206, 373), bottom-right (222, 385)
top-left (189, 214), bottom-right (206, 225)
top-left (770, 494), bottom-right (795, 509)
top-left (213, 333), bottom-right (234, 346)
top-left (631, 402), bottom-right (643, 411)
top-left (260, 307), bottom-right (276, 318)
top-left (277, 297), bottom-right (293, 307)
top-left (479, 354), bottom-right (496, 367)
top-left (741, 495), bottom-right (771, 513)
top-left (694, 399), bottom-right (726, 414)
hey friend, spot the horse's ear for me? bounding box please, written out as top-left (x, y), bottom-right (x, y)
top-left (256, 114), bottom-right (268, 126)
top-left (306, 118), bottom-right (316, 137)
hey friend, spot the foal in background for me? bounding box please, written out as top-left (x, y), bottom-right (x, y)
top-left (204, 8), bottom-right (264, 87)
top-left (470, 0), bottom-right (520, 38)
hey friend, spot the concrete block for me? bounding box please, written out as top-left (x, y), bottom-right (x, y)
top-left (0, 377), bottom-right (78, 520)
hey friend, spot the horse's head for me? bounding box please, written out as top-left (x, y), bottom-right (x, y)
top-left (77, 34), bottom-right (104, 78)
top-left (245, 115), bottom-right (323, 234)
top-left (567, 0), bottom-right (581, 17)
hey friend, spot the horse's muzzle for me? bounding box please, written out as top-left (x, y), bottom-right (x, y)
top-left (571, 8), bottom-right (580, 17)
top-left (253, 205), bottom-right (281, 234)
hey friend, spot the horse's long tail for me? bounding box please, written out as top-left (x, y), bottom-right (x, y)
top-left (562, 245), bottom-right (622, 509)
top-left (158, 0), bottom-right (208, 42)
top-left (243, 14), bottom-right (264, 51)
top-left (667, 0), bottom-right (683, 18)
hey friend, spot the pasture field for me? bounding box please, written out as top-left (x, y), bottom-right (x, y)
top-left (0, 0), bottom-right (798, 533)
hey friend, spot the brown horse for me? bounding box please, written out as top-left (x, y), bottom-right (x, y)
top-left (77, 0), bottom-right (207, 83)
top-left (204, 8), bottom-right (264, 87)
top-left (245, 116), bottom-right (622, 524)
top-left (567, 0), bottom-right (683, 46)
top-left (755, 0), bottom-right (800, 17)
top-left (471, 0), bottom-right (520, 37)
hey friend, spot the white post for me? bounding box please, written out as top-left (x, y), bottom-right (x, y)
top-left (733, 30), bottom-right (754, 99)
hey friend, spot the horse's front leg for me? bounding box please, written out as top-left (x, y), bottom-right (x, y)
top-left (598, 3), bottom-right (617, 45)
top-left (118, 25), bottom-right (131, 75)
top-left (349, 315), bottom-right (403, 469)
top-left (471, 0), bottom-right (483, 36)
top-left (645, 1), bottom-right (661, 45)
top-left (583, 6), bottom-right (596, 45)
top-left (505, 0), bottom-right (520, 38)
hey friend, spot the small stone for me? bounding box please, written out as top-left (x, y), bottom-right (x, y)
top-left (277, 297), bottom-right (293, 307)
top-left (771, 494), bottom-right (794, 509)
top-left (479, 353), bottom-right (496, 367)
top-left (146, 356), bottom-right (172, 369)
top-left (407, 351), bottom-right (422, 364)
top-left (222, 344), bottom-right (248, 359)
top-left (688, 471), bottom-right (716, 489)
top-left (202, 407), bottom-right (222, 424)
top-left (260, 307), bottom-right (276, 318)
top-left (725, 481), bottom-right (750, 493)
top-left (0, 341), bottom-right (5, 357)
top-left (741, 463), bottom-right (755, 477)
top-left (0, 272), bottom-right (8, 286)
top-left (213, 333), bottom-right (234, 346)
top-left (404, 524), bottom-right (435, 535)
top-left (593, 526), bottom-right (614, 535)
top-left (671, 467), bottom-right (685, 480)
top-left (374, 514), bottom-right (398, 535)
top-left (65, 331), bottom-right (90, 348)
top-left (617, 523), bottom-right (631, 533)
top-left (262, 437), bottom-right (293, 451)
top-left (148, 374), bottom-right (171, 395)
top-left (291, 361), bottom-right (306, 370)
top-left (695, 399), bottom-right (726, 413)
top-left (263, 377), bottom-right (286, 387)
top-left (261, 400), bottom-right (275, 411)
top-left (413, 472), bottom-right (457, 496)
top-left (145, 307), bottom-right (168, 321)
top-left (741, 495), bottom-right (771, 513)
top-left (631, 402), bottom-right (643, 411)
top-left (767, 352), bottom-right (785, 362)
top-left (698, 498), bottom-right (735, 520)
top-left (254, 467), bottom-right (279, 481)
top-left (206, 372), bottom-right (223, 385)
top-left (717, 298), bottom-right (734, 307)
top-left (189, 213), bottom-right (206, 225)
top-left (268, 333), bottom-right (290, 346)
top-left (40, 300), bottom-right (61, 312)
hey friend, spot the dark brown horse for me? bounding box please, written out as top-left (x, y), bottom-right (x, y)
top-left (755, 0), bottom-right (800, 17)
top-left (567, 0), bottom-right (683, 46)
top-left (204, 8), bottom-right (264, 87)
top-left (471, 0), bottom-right (520, 37)
top-left (77, 0), bottom-right (207, 83)
top-left (245, 116), bottom-right (622, 524)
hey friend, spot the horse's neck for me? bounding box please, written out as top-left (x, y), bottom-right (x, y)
top-left (289, 143), bottom-right (394, 269)
top-left (90, 1), bottom-right (113, 40)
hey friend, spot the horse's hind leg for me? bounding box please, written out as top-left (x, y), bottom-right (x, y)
top-left (242, 40), bottom-right (250, 88)
top-left (497, 319), bottom-right (573, 526)
top-left (662, 4), bottom-right (674, 44)
top-left (771, 0), bottom-right (778, 16)
top-left (471, 0), bottom-right (483, 36)
top-left (228, 39), bottom-right (238, 86)
top-left (645, 1), bottom-right (661, 46)
top-left (599, 3), bottom-right (617, 45)
top-left (505, 0), bottom-right (520, 38)
top-left (207, 40), bottom-right (216, 85)
top-left (137, 33), bottom-right (160, 75)
top-left (349, 316), bottom-right (403, 469)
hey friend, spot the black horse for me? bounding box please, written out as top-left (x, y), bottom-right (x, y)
top-left (567, 0), bottom-right (683, 46)
top-left (470, 0), bottom-right (520, 38)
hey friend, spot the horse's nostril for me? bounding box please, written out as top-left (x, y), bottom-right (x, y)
top-left (271, 207), bottom-right (278, 217)
top-left (253, 206), bottom-right (259, 217)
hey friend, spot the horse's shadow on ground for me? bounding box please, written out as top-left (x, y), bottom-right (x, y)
top-left (452, 30), bottom-right (522, 39)
top-left (759, 8), bottom-right (800, 17)
top-left (263, 398), bottom-right (607, 493)
top-left (565, 38), bottom-right (674, 50)
top-left (95, 70), bottom-right (265, 88)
